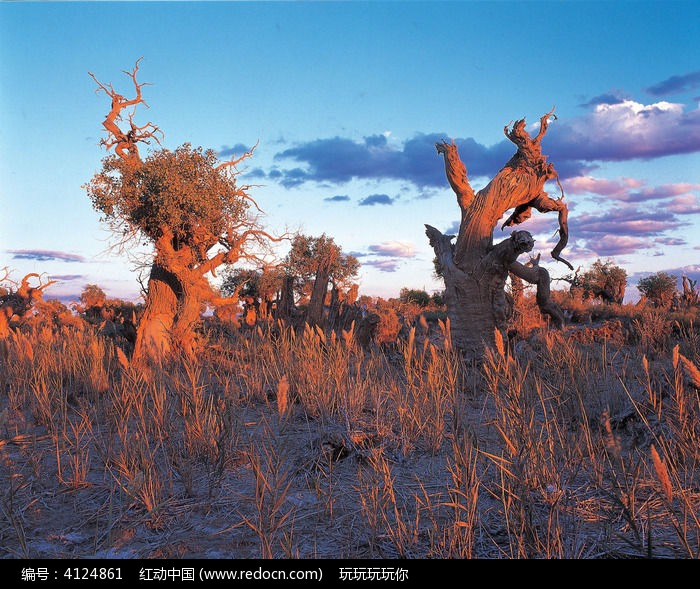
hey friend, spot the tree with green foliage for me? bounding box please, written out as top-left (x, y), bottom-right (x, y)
top-left (399, 287), bottom-right (432, 308)
top-left (575, 259), bottom-right (627, 304)
top-left (85, 59), bottom-right (274, 361)
top-left (80, 284), bottom-right (108, 309)
top-left (220, 265), bottom-right (285, 321)
top-left (637, 271), bottom-right (678, 308)
top-left (283, 233), bottom-right (360, 326)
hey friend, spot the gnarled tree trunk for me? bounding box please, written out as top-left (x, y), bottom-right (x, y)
top-left (427, 109), bottom-right (570, 359)
top-left (307, 264), bottom-right (331, 328)
top-left (89, 60), bottom-right (271, 365)
top-left (0, 273), bottom-right (56, 339)
top-left (133, 227), bottom-right (239, 361)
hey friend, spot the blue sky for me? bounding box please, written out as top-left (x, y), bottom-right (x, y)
top-left (2, 0), bottom-right (699, 304)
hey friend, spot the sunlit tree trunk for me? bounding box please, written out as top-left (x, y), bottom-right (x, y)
top-left (307, 264), bottom-right (331, 327)
top-left (88, 60), bottom-right (273, 365)
top-left (278, 274), bottom-right (295, 321)
top-left (427, 109), bottom-right (570, 359)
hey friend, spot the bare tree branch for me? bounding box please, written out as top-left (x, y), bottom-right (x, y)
top-left (435, 140), bottom-right (475, 211)
top-left (88, 57), bottom-right (162, 164)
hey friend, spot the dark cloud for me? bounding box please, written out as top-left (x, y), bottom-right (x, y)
top-left (218, 143), bottom-right (255, 158)
top-left (270, 134), bottom-right (442, 188)
top-left (580, 92), bottom-right (628, 108)
top-left (8, 250), bottom-right (85, 263)
top-left (261, 98), bottom-right (700, 191)
top-left (646, 71), bottom-right (700, 96)
top-left (248, 167), bottom-right (269, 179)
top-left (46, 293), bottom-right (82, 305)
top-left (443, 221), bottom-right (460, 236)
top-left (323, 195), bottom-right (351, 202)
top-left (269, 132), bottom-right (522, 189)
top-left (359, 193), bottom-right (393, 206)
top-left (362, 259), bottom-right (401, 273)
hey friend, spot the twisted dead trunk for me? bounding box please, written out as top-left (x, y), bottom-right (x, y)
top-left (427, 110), bottom-right (569, 359)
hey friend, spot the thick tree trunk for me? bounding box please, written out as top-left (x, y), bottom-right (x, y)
top-left (133, 232), bottom-right (219, 363)
top-left (133, 263), bottom-right (177, 361)
top-left (278, 274), bottom-right (296, 321)
top-left (307, 266), bottom-right (330, 327)
top-left (327, 285), bottom-right (341, 332)
top-left (427, 111), bottom-right (569, 359)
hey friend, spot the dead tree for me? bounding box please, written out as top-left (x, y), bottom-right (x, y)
top-left (682, 275), bottom-right (698, 307)
top-left (426, 109), bottom-right (569, 359)
top-left (0, 272), bottom-right (56, 338)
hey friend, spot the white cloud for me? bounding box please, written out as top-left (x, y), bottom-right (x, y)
top-left (559, 99), bottom-right (700, 160)
top-left (368, 241), bottom-right (416, 258)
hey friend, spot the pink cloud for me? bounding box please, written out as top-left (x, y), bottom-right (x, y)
top-left (587, 235), bottom-right (650, 256)
top-left (563, 176), bottom-right (643, 196)
top-left (368, 241), bottom-right (415, 258)
top-left (667, 194), bottom-right (700, 214)
top-left (363, 259), bottom-right (401, 272)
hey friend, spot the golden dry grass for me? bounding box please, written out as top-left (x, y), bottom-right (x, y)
top-left (0, 305), bottom-right (699, 559)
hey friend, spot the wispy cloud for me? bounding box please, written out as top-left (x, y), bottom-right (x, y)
top-left (7, 250), bottom-right (86, 263)
top-left (563, 176), bottom-right (645, 199)
top-left (580, 91), bottom-right (628, 108)
top-left (51, 274), bottom-right (85, 281)
top-left (586, 234), bottom-right (651, 256)
top-left (368, 241), bottom-right (415, 258)
top-left (362, 259), bottom-right (401, 273)
top-left (575, 207), bottom-right (685, 237)
top-left (564, 176), bottom-right (700, 203)
top-left (354, 241), bottom-right (418, 274)
top-left (359, 193), bottom-right (393, 206)
top-left (666, 194), bottom-right (700, 214)
top-left (219, 143), bottom-right (256, 158)
top-left (655, 237), bottom-right (687, 247)
top-left (323, 194), bottom-right (351, 202)
top-left (646, 70), bottom-right (700, 96)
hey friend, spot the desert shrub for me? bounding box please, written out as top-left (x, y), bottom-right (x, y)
top-left (637, 272), bottom-right (678, 308)
top-left (632, 308), bottom-right (672, 355)
top-left (399, 287), bottom-right (431, 308)
top-left (374, 305), bottom-right (402, 345)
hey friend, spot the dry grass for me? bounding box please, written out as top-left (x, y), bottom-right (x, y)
top-left (0, 307), bottom-right (699, 559)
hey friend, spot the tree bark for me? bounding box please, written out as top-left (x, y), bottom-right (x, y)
top-left (133, 228), bottom-right (228, 363)
top-left (307, 265), bottom-right (330, 327)
top-left (427, 110), bottom-right (569, 359)
top-left (90, 61), bottom-right (273, 364)
top-left (278, 274), bottom-right (296, 321)
top-left (133, 263), bottom-right (177, 360)
top-left (0, 273), bottom-right (56, 339)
